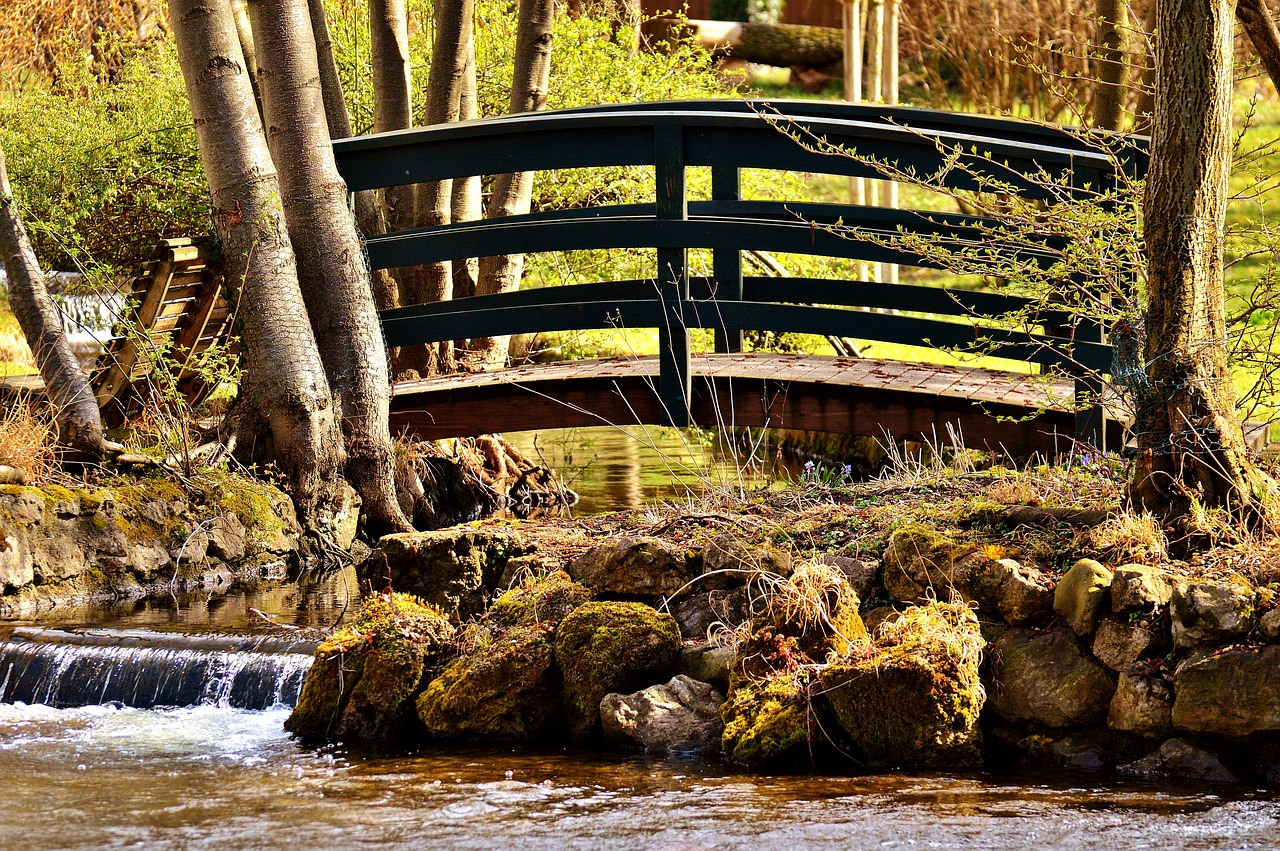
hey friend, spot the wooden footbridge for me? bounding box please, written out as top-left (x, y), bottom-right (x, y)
top-left (337, 99), bottom-right (1144, 455)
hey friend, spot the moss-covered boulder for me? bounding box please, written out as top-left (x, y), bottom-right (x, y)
top-left (555, 601), bottom-right (682, 741)
top-left (701, 533), bottom-right (790, 589)
top-left (755, 562), bottom-right (868, 658)
top-left (720, 668), bottom-right (815, 767)
top-left (1053, 558), bottom-right (1113, 637)
top-left (987, 628), bottom-right (1115, 728)
top-left (882, 524), bottom-right (972, 604)
top-left (1171, 576), bottom-right (1257, 651)
top-left (1172, 645), bottom-right (1280, 739)
top-left (286, 593), bottom-right (454, 743)
top-left (566, 536), bottom-right (696, 597)
top-left (488, 569), bottom-right (591, 628)
top-left (416, 624), bottom-right (562, 743)
top-left (821, 603), bottom-right (985, 767)
top-left (360, 528), bottom-right (533, 623)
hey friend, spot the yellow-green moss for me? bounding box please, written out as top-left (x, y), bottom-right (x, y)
top-left (489, 570), bottom-right (591, 628)
top-left (194, 470), bottom-right (295, 551)
top-left (720, 669), bottom-right (813, 767)
top-left (554, 601), bottom-right (682, 741)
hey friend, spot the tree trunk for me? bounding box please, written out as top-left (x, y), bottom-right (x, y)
top-left (247, 0), bottom-right (412, 535)
top-left (451, 29), bottom-right (481, 304)
top-left (169, 0), bottom-right (345, 528)
top-left (0, 145), bottom-right (105, 460)
top-left (398, 0), bottom-right (474, 375)
top-left (369, 0), bottom-right (413, 235)
top-left (309, 0), bottom-right (398, 314)
top-left (1094, 0), bottom-right (1129, 131)
top-left (1129, 0), bottom-right (1272, 521)
top-left (1134, 0), bottom-right (1159, 131)
top-left (1238, 0), bottom-right (1280, 88)
top-left (471, 0), bottom-right (554, 369)
top-left (228, 0), bottom-right (264, 120)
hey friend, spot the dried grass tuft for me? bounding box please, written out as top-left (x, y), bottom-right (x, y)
top-left (1084, 511), bottom-right (1168, 565)
top-left (0, 404), bottom-right (57, 483)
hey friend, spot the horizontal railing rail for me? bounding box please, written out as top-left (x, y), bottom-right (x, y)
top-left (333, 99), bottom-right (1148, 447)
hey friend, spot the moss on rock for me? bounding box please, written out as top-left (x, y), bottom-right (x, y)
top-left (554, 601), bottom-right (682, 742)
top-left (720, 668), bottom-right (814, 767)
top-left (821, 603), bottom-right (986, 767)
top-left (286, 593), bottom-right (454, 743)
top-left (489, 569), bottom-right (591, 628)
top-left (416, 624), bottom-right (561, 743)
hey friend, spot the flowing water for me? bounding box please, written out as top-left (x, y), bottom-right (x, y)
top-left (0, 433), bottom-right (1278, 848)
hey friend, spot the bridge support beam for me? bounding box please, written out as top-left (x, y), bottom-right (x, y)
top-left (712, 165), bottom-right (744, 354)
top-left (656, 125), bottom-right (691, 427)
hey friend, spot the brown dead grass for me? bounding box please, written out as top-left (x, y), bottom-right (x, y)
top-left (0, 403), bottom-right (57, 482)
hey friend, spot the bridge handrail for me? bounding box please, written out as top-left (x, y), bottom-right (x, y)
top-left (333, 99), bottom-right (1147, 445)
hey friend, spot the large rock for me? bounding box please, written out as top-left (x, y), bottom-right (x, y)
top-left (1110, 565), bottom-right (1173, 613)
top-left (756, 562), bottom-right (868, 657)
top-left (670, 587), bottom-right (748, 640)
top-left (822, 603), bottom-right (985, 767)
top-left (1262, 607), bottom-right (1280, 641)
top-left (970, 558), bottom-right (1054, 626)
top-left (720, 669), bottom-right (814, 767)
top-left (678, 642), bottom-right (734, 692)
top-left (1171, 577), bottom-right (1257, 650)
top-left (988, 628), bottom-right (1115, 727)
top-left (601, 675), bottom-right (725, 754)
top-left (1118, 739), bottom-right (1240, 784)
top-left (702, 534), bottom-right (790, 589)
top-left (817, 555), bottom-right (879, 601)
top-left (555, 601), bottom-right (682, 741)
top-left (416, 625), bottom-right (561, 743)
top-left (1053, 558), bottom-right (1113, 637)
top-left (567, 536), bottom-right (696, 597)
top-left (286, 593), bottom-right (454, 743)
top-left (882, 524), bottom-right (971, 604)
top-left (1107, 671), bottom-right (1173, 739)
top-left (1092, 619), bottom-right (1163, 672)
top-left (361, 529), bottom-right (532, 623)
top-left (487, 569), bottom-right (591, 628)
top-left (1173, 645), bottom-right (1280, 739)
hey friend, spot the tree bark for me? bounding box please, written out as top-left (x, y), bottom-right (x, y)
top-left (1129, 0), bottom-right (1272, 520)
top-left (369, 0), bottom-right (413, 235)
top-left (169, 0), bottom-right (345, 528)
top-left (471, 0), bottom-right (554, 369)
top-left (398, 0), bottom-right (474, 375)
top-left (451, 29), bottom-right (481, 304)
top-left (1094, 0), bottom-right (1129, 131)
top-left (0, 145), bottom-right (105, 460)
top-left (247, 0), bottom-right (412, 535)
top-left (228, 0), bottom-right (264, 120)
top-left (308, 0), bottom-right (398, 314)
top-left (1238, 0), bottom-right (1280, 88)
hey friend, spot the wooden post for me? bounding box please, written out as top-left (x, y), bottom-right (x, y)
top-left (712, 164), bottom-right (743, 354)
top-left (655, 124), bottom-right (690, 427)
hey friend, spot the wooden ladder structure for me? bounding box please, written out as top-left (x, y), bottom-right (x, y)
top-left (94, 237), bottom-right (234, 425)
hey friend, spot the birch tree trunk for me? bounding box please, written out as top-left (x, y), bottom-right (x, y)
top-left (0, 145), bottom-right (105, 460)
top-left (247, 0), bottom-right (412, 535)
top-left (169, 0), bottom-right (345, 528)
top-left (1129, 0), bottom-right (1272, 521)
top-left (471, 0), bottom-right (554, 369)
top-left (1094, 0), bottom-right (1129, 131)
top-left (398, 0), bottom-right (473, 375)
top-left (308, 0), bottom-right (398, 314)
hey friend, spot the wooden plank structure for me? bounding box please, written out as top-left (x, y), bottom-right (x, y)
top-left (333, 99), bottom-right (1149, 454)
top-left (94, 236), bottom-right (232, 425)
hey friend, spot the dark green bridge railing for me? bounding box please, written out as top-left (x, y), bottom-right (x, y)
top-left (332, 99), bottom-right (1147, 448)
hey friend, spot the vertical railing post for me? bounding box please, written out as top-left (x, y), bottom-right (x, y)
top-left (655, 124), bottom-right (690, 427)
top-left (711, 164), bottom-right (743, 353)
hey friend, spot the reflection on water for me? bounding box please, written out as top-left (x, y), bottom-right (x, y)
top-left (0, 702), bottom-right (1276, 851)
top-left (505, 427), bottom-right (793, 515)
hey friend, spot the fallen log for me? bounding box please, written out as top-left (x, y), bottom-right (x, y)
top-left (666, 18), bottom-right (844, 68)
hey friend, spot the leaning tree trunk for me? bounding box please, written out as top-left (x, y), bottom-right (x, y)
top-left (247, 0), bottom-right (413, 535)
top-left (1129, 0), bottom-right (1272, 520)
top-left (471, 0), bottom-right (554, 369)
top-left (1238, 0), bottom-right (1280, 89)
top-left (169, 0), bottom-right (345, 528)
top-left (1094, 0), bottom-right (1129, 131)
top-left (0, 145), bottom-right (105, 460)
top-left (308, 0), bottom-right (399, 315)
top-left (398, 0), bottom-right (473, 376)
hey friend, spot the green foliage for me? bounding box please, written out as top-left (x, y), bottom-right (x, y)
top-left (0, 38), bottom-right (206, 273)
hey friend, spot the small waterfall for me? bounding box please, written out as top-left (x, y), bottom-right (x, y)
top-left (0, 627), bottom-right (317, 710)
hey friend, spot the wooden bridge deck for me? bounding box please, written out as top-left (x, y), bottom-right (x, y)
top-left (390, 353), bottom-right (1127, 456)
